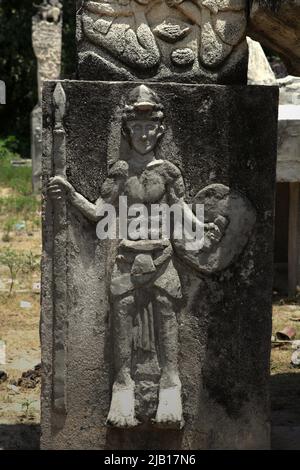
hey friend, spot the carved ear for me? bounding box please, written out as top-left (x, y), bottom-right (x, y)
top-left (121, 126), bottom-right (130, 141)
top-left (157, 124), bottom-right (166, 139)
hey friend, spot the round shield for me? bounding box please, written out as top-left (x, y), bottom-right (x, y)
top-left (173, 184), bottom-right (256, 274)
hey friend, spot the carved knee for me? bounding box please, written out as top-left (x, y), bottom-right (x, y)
top-left (155, 294), bottom-right (175, 318)
top-left (114, 295), bottom-right (135, 317)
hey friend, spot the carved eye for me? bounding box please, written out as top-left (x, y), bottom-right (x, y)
top-left (133, 124), bottom-right (142, 133)
top-left (146, 124), bottom-right (156, 133)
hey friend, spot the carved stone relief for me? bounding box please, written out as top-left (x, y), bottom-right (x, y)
top-left (48, 84), bottom-right (256, 429)
top-left (34, 0), bottom-right (62, 23)
top-left (77, 0), bottom-right (248, 82)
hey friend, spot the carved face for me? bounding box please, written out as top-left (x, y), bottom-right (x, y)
top-left (126, 120), bottom-right (164, 155)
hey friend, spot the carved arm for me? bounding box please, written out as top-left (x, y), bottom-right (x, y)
top-left (48, 175), bottom-right (104, 223)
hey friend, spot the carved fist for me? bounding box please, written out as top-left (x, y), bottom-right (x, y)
top-left (48, 175), bottom-right (73, 201)
top-left (204, 215), bottom-right (228, 249)
top-left (205, 222), bottom-right (222, 244)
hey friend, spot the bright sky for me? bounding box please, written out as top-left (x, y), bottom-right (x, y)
top-left (278, 105), bottom-right (300, 120)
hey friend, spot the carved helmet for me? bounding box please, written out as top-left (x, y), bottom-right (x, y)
top-left (123, 85), bottom-right (164, 121)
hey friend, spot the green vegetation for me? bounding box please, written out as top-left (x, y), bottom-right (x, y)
top-left (0, 248), bottom-right (40, 295)
top-left (2, 217), bottom-right (18, 242)
top-left (0, 137), bottom-right (32, 195)
top-left (0, 137), bottom-right (40, 221)
top-left (0, 196), bottom-right (39, 217)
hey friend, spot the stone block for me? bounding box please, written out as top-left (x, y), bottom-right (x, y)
top-left (41, 80), bottom-right (278, 449)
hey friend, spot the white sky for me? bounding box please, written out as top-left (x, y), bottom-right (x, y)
top-left (278, 105), bottom-right (300, 120)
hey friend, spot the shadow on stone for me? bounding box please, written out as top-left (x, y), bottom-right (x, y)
top-left (271, 372), bottom-right (300, 449)
top-left (106, 425), bottom-right (183, 450)
top-left (0, 424), bottom-right (40, 450)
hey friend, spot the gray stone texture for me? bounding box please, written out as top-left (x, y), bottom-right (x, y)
top-left (31, 2), bottom-right (62, 192)
top-left (41, 80), bottom-right (278, 449)
top-left (278, 76), bottom-right (300, 106)
top-left (32, 5), bottom-right (62, 104)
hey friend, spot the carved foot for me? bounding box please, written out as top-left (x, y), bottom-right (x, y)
top-left (106, 382), bottom-right (139, 428)
top-left (153, 383), bottom-right (184, 430)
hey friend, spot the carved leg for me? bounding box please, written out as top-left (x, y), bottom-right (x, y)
top-left (106, 294), bottom-right (139, 428)
top-left (154, 294), bottom-right (184, 429)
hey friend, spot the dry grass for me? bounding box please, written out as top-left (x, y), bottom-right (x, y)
top-left (271, 304), bottom-right (300, 374)
top-left (0, 184), bottom-right (41, 439)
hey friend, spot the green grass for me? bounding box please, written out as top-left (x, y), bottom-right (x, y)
top-left (0, 136), bottom-right (32, 196)
top-left (0, 195), bottom-right (39, 216)
top-left (0, 137), bottom-right (40, 219)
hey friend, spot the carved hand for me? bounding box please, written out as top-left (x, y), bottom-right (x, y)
top-left (204, 215), bottom-right (228, 248)
top-left (205, 222), bottom-right (222, 244)
top-left (48, 176), bottom-right (74, 201)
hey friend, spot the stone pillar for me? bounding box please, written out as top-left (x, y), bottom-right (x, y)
top-left (288, 183), bottom-right (300, 296)
top-left (31, 1), bottom-right (62, 192)
top-left (41, 1), bottom-right (278, 450)
top-left (277, 76), bottom-right (300, 295)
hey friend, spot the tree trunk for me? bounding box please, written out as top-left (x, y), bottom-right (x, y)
top-left (248, 0), bottom-right (300, 76)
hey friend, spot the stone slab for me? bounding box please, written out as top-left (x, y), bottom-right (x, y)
top-left (277, 119), bottom-right (300, 182)
top-left (76, 0), bottom-right (248, 84)
top-left (31, 105), bottom-right (42, 193)
top-left (31, 2), bottom-right (62, 193)
top-left (41, 80), bottom-right (278, 449)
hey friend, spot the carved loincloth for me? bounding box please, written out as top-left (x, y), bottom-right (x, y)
top-left (110, 239), bottom-right (182, 352)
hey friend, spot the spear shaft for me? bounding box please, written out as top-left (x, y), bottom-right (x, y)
top-left (52, 82), bottom-right (67, 421)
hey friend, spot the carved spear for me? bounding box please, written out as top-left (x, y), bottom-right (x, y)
top-left (52, 82), bottom-right (67, 420)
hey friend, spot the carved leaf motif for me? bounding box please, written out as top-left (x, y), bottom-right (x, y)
top-left (213, 10), bottom-right (247, 46)
top-left (200, 16), bottom-right (233, 67)
top-left (53, 82), bottom-right (66, 121)
top-left (171, 48), bottom-right (195, 66)
top-left (80, 0), bottom-right (248, 76)
top-left (85, 1), bottom-right (133, 17)
top-left (153, 20), bottom-right (191, 43)
top-left (202, 0), bottom-right (246, 12)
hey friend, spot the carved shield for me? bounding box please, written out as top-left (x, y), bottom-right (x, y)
top-left (173, 183), bottom-right (256, 274)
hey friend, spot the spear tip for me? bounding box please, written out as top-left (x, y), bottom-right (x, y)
top-left (53, 82), bottom-right (66, 120)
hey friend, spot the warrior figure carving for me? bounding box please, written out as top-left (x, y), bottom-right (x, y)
top-left (48, 85), bottom-right (243, 428)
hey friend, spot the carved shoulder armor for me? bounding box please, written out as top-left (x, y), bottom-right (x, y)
top-left (159, 159), bottom-right (182, 182)
top-left (108, 160), bottom-right (129, 178)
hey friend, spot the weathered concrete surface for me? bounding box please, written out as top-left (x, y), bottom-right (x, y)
top-left (41, 80), bottom-right (278, 450)
top-left (277, 121), bottom-right (300, 182)
top-left (279, 76), bottom-right (300, 105)
top-left (248, 0), bottom-right (300, 76)
top-left (277, 77), bottom-right (300, 182)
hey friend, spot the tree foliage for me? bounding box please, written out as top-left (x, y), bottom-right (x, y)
top-left (0, 0), bottom-right (76, 156)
